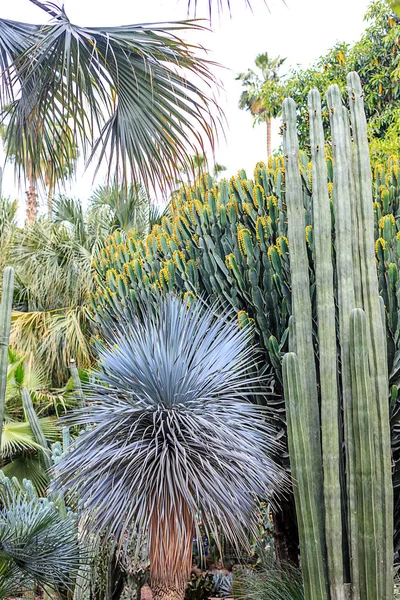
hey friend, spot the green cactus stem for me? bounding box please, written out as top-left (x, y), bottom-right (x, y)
top-left (349, 308), bottom-right (380, 599)
top-left (326, 83), bottom-right (359, 598)
top-left (282, 97), bottom-right (328, 599)
top-left (0, 267), bottom-right (14, 451)
top-left (308, 88), bottom-right (344, 600)
top-left (21, 387), bottom-right (52, 472)
top-left (348, 71), bottom-right (393, 598)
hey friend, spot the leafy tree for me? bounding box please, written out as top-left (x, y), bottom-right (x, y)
top-left (282, 0), bottom-right (400, 153)
top-left (237, 53), bottom-right (286, 158)
top-left (0, 121), bottom-right (78, 223)
top-left (56, 297), bottom-right (285, 600)
top-left (2, 185), bottom-right (151, 387)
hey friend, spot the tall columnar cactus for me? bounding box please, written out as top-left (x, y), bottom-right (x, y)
top-left (282, 97), bottom-right (328, 599)
top-left (308, 89), bottom-right (344, 600)
top-left (0, 266), bottom-right (14, 450)
top-left (282, 73), bottom-right (393, 599)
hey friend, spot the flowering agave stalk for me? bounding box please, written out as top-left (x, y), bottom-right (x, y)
top-left (56, 296), bottom-right (285, 600)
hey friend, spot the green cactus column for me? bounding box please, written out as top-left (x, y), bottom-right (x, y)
top-left (347, 71), bottom-right (393, 598)
top-left (282, 98), bottom-right (328, 600)
top-left (308, 89), bottom-right (344, 600)
top-left (0, 267), bottom-right (14, 450)
top-left (326, 84), bottom-right (359, 598)
top-left (22, 387), bottom-right (52, 472)
top-left (349, 308), bottom-right (380, 599)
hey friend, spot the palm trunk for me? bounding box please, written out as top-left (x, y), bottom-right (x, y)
top-left (47, 187), bottom-right (53, 219)
top-left (26, 176), bottom-right (38, 224)
top-left (266, 117), bottom-right (272, 159)
top-left (149, 501), bottom-right (193, 600)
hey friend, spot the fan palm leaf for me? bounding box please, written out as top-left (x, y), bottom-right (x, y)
top-left (0, 472), bottom-right (80, 596)
top-left (1, 455), bottom-right (48, 494)
top-left (0, 2), bottom-right (221, 193)
top-left (56, 296), bottom-right (285, 600)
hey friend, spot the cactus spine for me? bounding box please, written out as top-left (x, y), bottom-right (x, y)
top-left (0, 267), bottom-right (14, 451)
top-left (282, 73), bottom-right (393, 599)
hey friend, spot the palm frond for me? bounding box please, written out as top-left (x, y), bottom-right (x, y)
top-left (1, 455), bottom-right (48, 494)
top-left (1, 420), bottom-right (43, 456)
top-left (89, 182), bottom-right (151, 235)
top-left (0, 5), bottom-right (222, 192)
top-left (0, 472), bottom-right (80, 594)
top-left (56, 297), bottom-right (286, 563)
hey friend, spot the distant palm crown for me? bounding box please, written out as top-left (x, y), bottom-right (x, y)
top-left (56, 297), bottom-right (284, 551)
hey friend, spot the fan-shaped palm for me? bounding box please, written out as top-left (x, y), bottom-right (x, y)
top-left (56, 297), bottom-right (285, 600)
top-left (0, 1), bottom-right (222, 200)
top-left (0, 472), bottom-right (80, 599)
top-left (1, 349), bottom-right (61, 493)
top-left (237, 53), bottom-right (286, 158)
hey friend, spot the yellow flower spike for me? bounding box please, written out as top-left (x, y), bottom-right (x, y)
top-left (305, 226), bottom-right (313, 244)
top-left (172, 250), bottom-right (186, 269)
top-left (277, 236), bottom-right (289, 255)
top-left (375, 237), bottom-right (387, 254)
top-left (274, 168), bottom-right (284, 185)
top-left (253, 184), bottom-right (266, 209)
top-left (327, 182), bottom-right (334, 198)
top-left (183, 291), bottom-right (195, 304)
top-left (237, 228), bottom-right (253, 258)
top-left (243, 202), bottom-right (251, 216)
top-left (255, 216), bottom-right (272, 243)
top-left (225, 253), bottom-right (236, 269)
top-left (379, 214), bottom-right (395, 234)
top-left (267, 245), bottom-right (279, 261)
top-left (230, 176), bottom-right (239, 192)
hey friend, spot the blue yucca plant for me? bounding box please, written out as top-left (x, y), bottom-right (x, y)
top-left (56, 297), bottom-right (285, 600)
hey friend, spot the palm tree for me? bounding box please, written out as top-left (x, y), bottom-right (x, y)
top-left (237, 53), bottom-right (286, 158)
top-left (56, 296), bottom-right (285, 600)
top-left (90, 182), bottom-right (159, 237)
top-left (0, 1), bottom-right (222, 203)
top-left (0, 473), bottom-right (80, 599)
top-left (2, 187), bottom-right (152, 388)
top-left (1, 349), bottom-right (67, 492)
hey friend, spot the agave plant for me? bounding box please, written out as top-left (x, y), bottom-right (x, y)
top-left (56, 296), bottom-right (285, 600)
top-left (0, 472), bottom-right (80, 599)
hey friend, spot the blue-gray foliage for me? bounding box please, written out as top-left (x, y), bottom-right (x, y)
top-left (56, 297), bottom-right (285, 553)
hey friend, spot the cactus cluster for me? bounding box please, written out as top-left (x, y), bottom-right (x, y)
top-left (91, 158), bottom-right (308, 418)
top-left (282, 73), bottom-right (393, 599)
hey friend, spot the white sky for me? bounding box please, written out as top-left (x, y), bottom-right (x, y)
top-left (0, 0), bottom-right (371, 212)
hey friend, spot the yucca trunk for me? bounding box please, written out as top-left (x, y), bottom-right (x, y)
top-left (149, 501), bottom-right (193, 600)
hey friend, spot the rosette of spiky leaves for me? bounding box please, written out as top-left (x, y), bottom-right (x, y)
top-left (56, 296), bottom-right (285, 595)
top-left (0, 473), bottom-right (80, 598)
